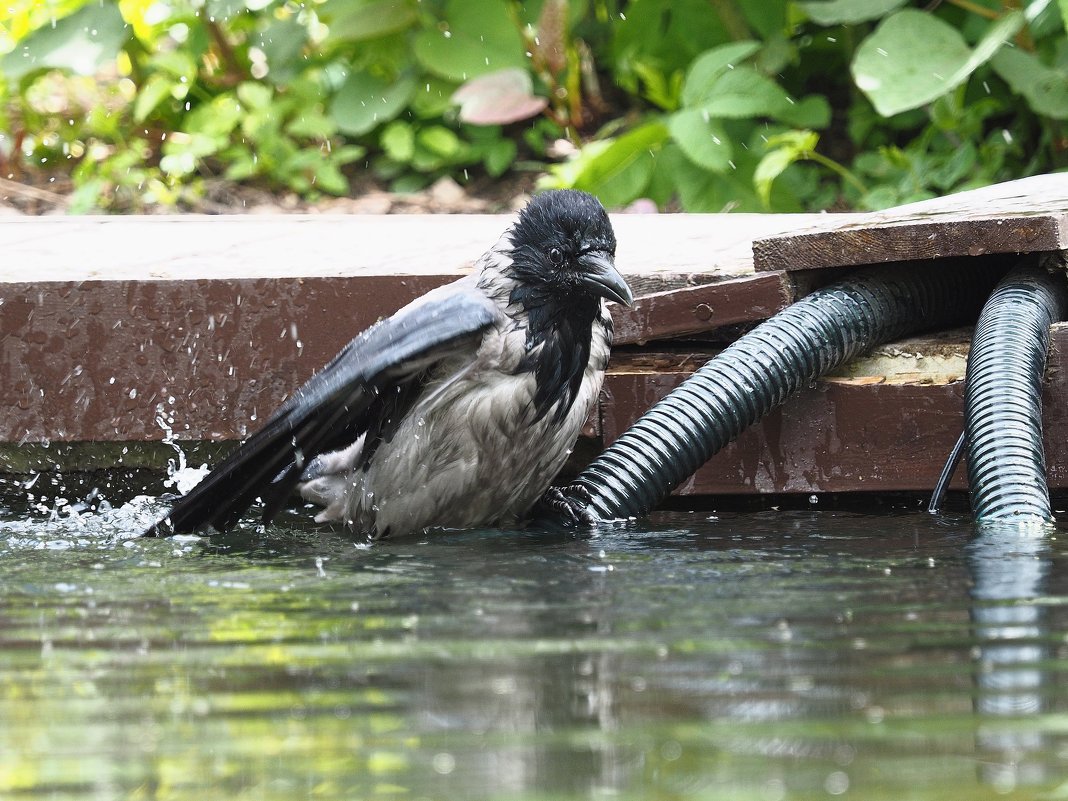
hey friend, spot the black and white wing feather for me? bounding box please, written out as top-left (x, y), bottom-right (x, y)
top-left (146, 285), bottom-right (498, 535)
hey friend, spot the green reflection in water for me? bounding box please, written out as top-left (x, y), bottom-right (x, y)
top-left (1, 504), bottom-right (1067, 800)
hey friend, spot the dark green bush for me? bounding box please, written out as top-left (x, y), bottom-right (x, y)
top-left (0, 0), bottom-right (1064, 212)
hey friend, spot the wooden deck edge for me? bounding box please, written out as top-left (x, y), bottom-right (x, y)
top-left (753, 213), bottom-right (1068, 273)
top-left (5, 176), bottom-right (1068, 499)
top-left (753, 174), bottom-right (1068, 272)
top-left (610, 272), bottom-right (796, 345)
top-left (9, 327), bottom-right (1068, 499)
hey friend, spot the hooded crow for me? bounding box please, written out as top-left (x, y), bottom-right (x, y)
top-left (145, 189), bottom-right (632, 539)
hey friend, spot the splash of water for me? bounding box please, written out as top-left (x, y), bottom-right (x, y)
top-left (157, 402), bottom-right (209, 497)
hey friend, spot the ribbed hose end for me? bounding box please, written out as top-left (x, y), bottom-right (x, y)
top-left (579, 258), bottom-right (1004, 521)
top-left (966, 261), bottom-right (1068, 524)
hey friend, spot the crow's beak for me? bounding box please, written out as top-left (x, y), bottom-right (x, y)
top-left (579, 251), bottom-right (633, 307)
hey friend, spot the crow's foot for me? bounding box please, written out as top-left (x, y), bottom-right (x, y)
top-left (536, 483), bottom-right (599, 528)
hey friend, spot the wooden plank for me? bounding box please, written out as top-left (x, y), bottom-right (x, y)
top-left (0, 212), bottom-right (826, 284)
top-left (0, 212), bottom-right (825, 447)
top-left (610, 271), bottom-right (796, 346)
top-left (753, 174), bottom-right (1068, 273)
top-left (599, 325), bottom-right (1068, 494)
top-left (0, 276), bottom-right (449, 444)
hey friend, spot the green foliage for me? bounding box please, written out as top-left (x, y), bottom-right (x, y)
top-left (543, 0), bottom-right (1065, 212)
top-left (0, 0), bottom-right (1064, 213)
top-left (851, 9), bottom-right (1023, 117)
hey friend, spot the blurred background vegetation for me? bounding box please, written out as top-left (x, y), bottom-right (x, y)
top-left (0, 0), bottom-right (1065, 214)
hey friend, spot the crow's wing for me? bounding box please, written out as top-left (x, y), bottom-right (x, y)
top-left (145, 284), bottom-right (498, 535)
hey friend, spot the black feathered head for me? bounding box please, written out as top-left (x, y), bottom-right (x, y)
top-left (507, 190), bottom-right (632, 308)
top-left (506, 190), bottom-right (632, 424)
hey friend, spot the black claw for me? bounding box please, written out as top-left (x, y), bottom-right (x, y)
top-left (536, 484), bottom-right (599, 528)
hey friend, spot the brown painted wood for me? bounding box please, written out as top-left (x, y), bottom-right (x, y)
top-left (753, 174), bottom-right (1068, 273)
top-left (0, 211), bottom-right (825, 447)
top-left (600, 325), bottom-right (1068, 494)
top-left (4, 200), bottom-right (1067, 498)
top-left (1, 275), bottom-right (452, 444)
top-left (602, 371), bottom-right (970, 493)
top-left (611, 271), bottom-right (796, 345)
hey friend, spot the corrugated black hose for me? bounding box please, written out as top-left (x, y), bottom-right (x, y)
top-left (929, 259), bottom-right (1067, 523)
top-left (571, 259), bottom-right (1004, 521)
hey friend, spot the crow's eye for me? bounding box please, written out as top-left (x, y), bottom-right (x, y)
top-left (548, 247), bottom-right (564, 266)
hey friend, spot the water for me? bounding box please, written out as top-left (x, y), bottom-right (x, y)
top-left (2, 501), bottom-right (1067, 800)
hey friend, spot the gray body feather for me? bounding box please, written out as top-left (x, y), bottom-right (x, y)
top-left (299, 244), bottom-right (613, 537)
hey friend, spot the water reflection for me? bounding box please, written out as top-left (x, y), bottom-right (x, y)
top-left (967, 523), bottom-right (1054, 791)
top-left (1, 508), bottom-right (1068, 799)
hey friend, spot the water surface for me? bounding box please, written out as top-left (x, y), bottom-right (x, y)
top-left (1, 500), bottom-right (1066, 800)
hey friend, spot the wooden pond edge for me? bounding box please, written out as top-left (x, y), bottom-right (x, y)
top-left (3, 173), bottom-right (1068, 498)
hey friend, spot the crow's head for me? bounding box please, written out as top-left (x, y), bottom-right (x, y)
top-left (507, 190), bottom-right (632, 308)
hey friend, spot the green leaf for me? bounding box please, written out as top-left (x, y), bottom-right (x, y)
top-left (667, 109), bottom-right (732, 172)
top-left (927, 140), bottom-right (976, 189)
top-left (754, 130), bottom-right (819, 207)
top-left (740, 0), bottom-right (788, 39)
top-left (612, 0), bottom-right (733, 80)
top-left (661, 145), bottom-right (763, 212)
top-left (695, 67), bottom-right (792, 119)
top-left (780, 95), bottom-right (832, 129)
top-left (224, 154), bottom-right (259, 181)
top-left (207, 0), bottom-right (247, 17)
top-left (150, 50), bottom-right (199, 82)
top-left (413, 0), bottom-right (527, 82)
top-left (680, 41), bottom-right (762, 107)
top-left (134, 74), bottom-right (175, 123)
top-left (1, 3), bottom-right (129, 80)
top-left (799, 0), bottom-right (907, 25)
top-left (966, 11), bottom-right (1026, 76)
top-left (321, 0), bottom-right (418, 42)
top-left (409, 76), bottom-right (459, 117)
top-left (484, 137), bottom-right (517, 177)
top-left (286, 110), bottom-right (337, 139)
top-left (185, 95), bottom-right (243, 138)
top-left (237, 82), bottom-right (273, 110)
top-left (254, 18), bottom-right (307, 83)
top-left (632, 61), bottom-right (683, 111)
top-left (1060, 0), bottom-right (1068, 34)
top-left (391, 173), bottom-right (433, 193)
top-left (992, 47), bottom-right (1068, 120)
top-left (754, 148), bottom-right (799, 208)
top-left (160, 133), bottom-right (220, 176)
top-left (417, 126), bottom-right (462, 158)
top-left (312, 160), bottom-right (349, 195)
top-left (333, 145), bottom-right (367, 165)
top-left (330, 71), bottom-right (416, 136)
top-left (569, 121), bottom-right (669, 208)
top-left (381, 120), bottom-right (415, 161)
top-left (852, 10), bottom-right (1023, 117)
top-left (67, 178), bottom-right (109, 215)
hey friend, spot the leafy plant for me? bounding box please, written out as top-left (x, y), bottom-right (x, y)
top-left (545, 0), bottom-right (1066, 211)
top-left (0, 0), bottom-right (1065, 213)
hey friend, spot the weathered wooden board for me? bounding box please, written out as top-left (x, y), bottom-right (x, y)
top-left (1, 276), bottom-right (447, 444)
top-left (611, 271), bottom-right (796, 345)
top-left (754, 174), bottom-right (1068, 273)
top-left (0, 212), bottom-right (827, 283)
top-left (3, 187), bottom-right (1066, 497)
top-left (600, 324), bottom-right (1068, 494)
top-left (0, 212), bottom-right (825, 446)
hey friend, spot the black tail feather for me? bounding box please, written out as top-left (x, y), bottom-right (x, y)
top-left (144, 411), bottom-right (303, 535)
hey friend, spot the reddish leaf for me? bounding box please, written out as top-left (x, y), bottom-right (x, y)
top-left (452, 68), bottom-right (549, 125)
